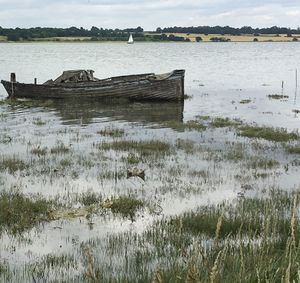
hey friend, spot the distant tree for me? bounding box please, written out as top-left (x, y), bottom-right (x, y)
top-left (292, 37), bottom-right (298, 41)
top-left (136, 26), bottom-right (144, 33)
top-left (253, 38), bottom-right (259, 42)
top-left (195, 36), bottom-right (202, 42)
top-left (156, 27), bottom-right (162, 33)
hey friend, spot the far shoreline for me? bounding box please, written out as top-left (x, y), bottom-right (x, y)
top-left (0, 33), bottom-right (299, 43)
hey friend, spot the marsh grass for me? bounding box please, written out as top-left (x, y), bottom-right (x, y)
top-left (50, 142), bottom-right (70, 154)
top-left (97, 127), bottom-right (125, 138)
top-left (32, 117), bottom-right (47, 126)
top-left (79, 192), bottom-right (103, 206)
top-left (268, 94), bottom-right (289, 99)
top-left (100, 140), bottom-right (172, 157)
top-left (248, 157), bottom-right (279, 169)
top-left (239, 125), bottom-right (299, 142)
top-left (104, 196), bottom-right (144, 220)
top-left (31, 147), bottom-right (47, 156)
top-left (287, 145), bottom-right (300, 154)
top-left (0, 156), bottom-right (28, 174)
top-left (164, 120), bottom-right (206, 132)
top-left (210, 117), bottom-right (241, 128)
top-left (79, 189), bottom-right (300, 283)
top-left (0, 191), bottom-right (55, 234)
top-left (239, 99), bottom-right (252, 104)
top-left (175, 139), bottom-right (195, 154)
top-left (122, 153), bottom-right (140, 164)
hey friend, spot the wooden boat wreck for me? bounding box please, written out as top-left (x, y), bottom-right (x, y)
top-left (1, 69), bottom-right (185, 101)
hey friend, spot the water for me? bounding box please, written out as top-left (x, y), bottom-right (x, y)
top-left (0, 42), bottom-right (300, 281)
top-left (1, 42), bottom-right (299, 128)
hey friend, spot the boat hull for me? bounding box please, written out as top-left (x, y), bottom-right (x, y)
top-left (1, 70), bottom-right (185, 101)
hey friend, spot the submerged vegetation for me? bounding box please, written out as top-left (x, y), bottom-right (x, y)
top-left (0, 191), bottom-right (56, 234)
top-left (239, 125), bottom-right (299, 142)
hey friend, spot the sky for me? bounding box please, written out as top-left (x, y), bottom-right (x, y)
top-left (0, 0), bottom-right (300, 30)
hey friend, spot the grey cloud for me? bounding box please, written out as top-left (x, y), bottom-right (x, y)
top-left (0, 0), bottom-right (299, 29)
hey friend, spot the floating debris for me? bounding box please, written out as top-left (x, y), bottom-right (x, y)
top-left (127, 168), bottom-right (145, 180)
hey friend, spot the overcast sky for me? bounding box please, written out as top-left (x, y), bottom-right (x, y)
top-left (0, 0), bottom-right (299, 29)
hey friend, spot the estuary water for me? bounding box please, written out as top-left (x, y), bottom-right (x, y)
top-left (0, 42), bottom-right (300, 129)
top-left (0, 42), bottom-right (300, 282)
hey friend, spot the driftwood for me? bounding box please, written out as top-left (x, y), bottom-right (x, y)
top-left (127, 169), bottom-right (145, 181)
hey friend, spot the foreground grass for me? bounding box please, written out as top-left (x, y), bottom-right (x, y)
top-left (0, 191), bottom-right (56, 234)
top-left (81, 189), bottom-right (300, 282)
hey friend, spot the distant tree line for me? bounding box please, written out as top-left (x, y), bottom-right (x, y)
top-left (156, 26), bottom-right (300, 35)
top-left (0, 26), bottom-right (189, 42)
top-left (0, 26), bottom-right (145, 41)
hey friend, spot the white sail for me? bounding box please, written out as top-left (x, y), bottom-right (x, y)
top-left (128, 33), bottom-right (134, 44)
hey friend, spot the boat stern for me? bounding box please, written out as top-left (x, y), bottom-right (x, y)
top-left (1, 80), bottom-right (13, 97)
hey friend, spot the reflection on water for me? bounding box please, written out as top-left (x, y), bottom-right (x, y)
top-left (49, 98), bottom-right (184, 125)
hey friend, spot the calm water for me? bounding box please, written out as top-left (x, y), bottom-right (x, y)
top-left (0, 42), bottom-right (300, 281)
top-left (0, 42), bottom-right (300, 128)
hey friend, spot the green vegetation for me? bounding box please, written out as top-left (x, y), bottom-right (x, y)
top-left (104, 196), bottom-right (144, 220)
top-left (97, 127), bottom-right (125, 138)
top-left (31, 147), bottom-right (47, 156)
top-left (239, 125), bottom-right (299, 142)
top-left (50, 142), bottom-right (70, 154)
top-left (0, 191), bottom-right (55, 234)
top-left (32, 117), bottom-right (46, 126)
top-left (287, 145), bottom-right (300, 154)
top-left (211, 117), bottom-right (241, 128)
top-left (239, 99), bottom-right (251, 104)
top-left (81, 189), bottom-right (300, 282)
top-left (165, 120), bottom-right (206, 131)
top-left (248, 157), bottom-right (279, 169)
top-left (0, 156), bottom-right (28, 174)
top-left (268, 94), bottom-right (289, 99)
top-left (79, 192), bottom-right (103, 206)
top-left (100, 139), bottom-right (172, 157)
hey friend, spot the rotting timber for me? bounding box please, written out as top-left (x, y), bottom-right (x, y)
top-left (1, 69), bottom-right (185, 101)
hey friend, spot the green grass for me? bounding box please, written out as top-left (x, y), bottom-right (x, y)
top-left (287, 145), bottom-right (300, 154)
top-left (211, 117), bottom-right (241, 128)
top-left (80, 189), bottom-right (300, 283)
top-left (50, 142), bottom-right (70, 154)
top-left (175, 139), bottom-right (195, 154)
top-left (268, 94), bottom-right (289, 99)
top-left (79, 192), bottom-right (103, 206)
top-left (121, 153), bottom-right (140, 164)
top-left (248, 158), bottom-right (279, 169)
top-left (32, 117), bottom-right (47, 126)
top-left (0, 156), bottom-right (28, 174)
top-left (97, 127), bottom-right (125, 138)
top-left (0, 191), bottom-right (56, 234)
top-left (104, 196), bottom-right (144, 220)
top-left (100, 140), bottom-right (172, 157)
top-left (239, 125), bottom-right (299, 142)
top-left (164, 120), bottom-right (206, 132)
top-left (239, 99), bottom-right (252, 104)
top-left (31, 147), bottom-right (47, 156)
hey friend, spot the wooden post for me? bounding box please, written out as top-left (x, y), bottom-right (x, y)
top-left (10, 73), bottom-right (16, 97)
top-left (10, 73), bottom-right (16, 83)
top-left (34, 78), bottom-right (37, 85)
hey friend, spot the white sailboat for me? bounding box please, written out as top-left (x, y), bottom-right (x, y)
top-left (127, 33), bottom-right (134, 44)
